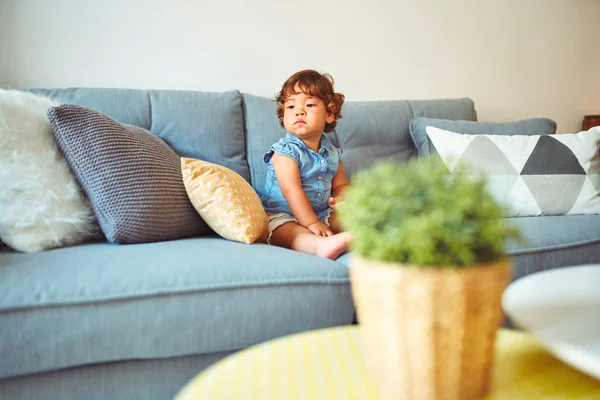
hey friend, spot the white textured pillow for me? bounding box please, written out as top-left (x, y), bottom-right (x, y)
top-left (0, 89), bottom-right (101, 252)
top-left (426, 126), bottom-right (600, 217)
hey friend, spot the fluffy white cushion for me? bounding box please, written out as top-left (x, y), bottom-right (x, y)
top-left (0, 89), bottom-right (100, 252)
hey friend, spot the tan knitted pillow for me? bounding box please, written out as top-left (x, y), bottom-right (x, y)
top-left (181, 158), bottom-right (268, 244)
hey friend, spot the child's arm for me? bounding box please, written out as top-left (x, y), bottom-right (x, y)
top-left (272, 153), bottom-right (333, 236)
top-left (328, 162), bottom-right (350, 210)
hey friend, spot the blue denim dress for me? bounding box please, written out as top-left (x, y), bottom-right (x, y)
top-left (261, 133), bottom-right (342, 220)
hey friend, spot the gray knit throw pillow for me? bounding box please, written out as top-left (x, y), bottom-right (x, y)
top-left (48, 104), bottom-right (210, 244)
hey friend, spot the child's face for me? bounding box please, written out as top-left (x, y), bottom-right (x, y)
top-left (282, 88), bottom-right (334, 142)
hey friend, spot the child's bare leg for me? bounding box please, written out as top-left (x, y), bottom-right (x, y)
top-left (270, 221), bottom-right (351, 260)
top-left (328, 212), bottom-right (343, 234)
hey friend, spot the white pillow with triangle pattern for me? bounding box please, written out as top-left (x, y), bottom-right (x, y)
top-left (426, 126), bottom-right (600, 217)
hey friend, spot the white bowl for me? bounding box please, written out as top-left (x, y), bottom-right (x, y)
top-left (502, 264), bottom-right (600, 380)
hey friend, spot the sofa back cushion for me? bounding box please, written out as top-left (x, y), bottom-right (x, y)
top-left (242, 94), bottom-right (287, 193)
top-left (410, 116), bottom-right (558, 157)
top-left (33, 88), bottom-right (250, 181)
top-left (243, 94), bottom-right (477, 195)
top-left (333, 98), bottom-right (476, 179)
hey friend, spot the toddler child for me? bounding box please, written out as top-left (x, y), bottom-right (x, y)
top-left (261, 70), bottom-right (351, 259)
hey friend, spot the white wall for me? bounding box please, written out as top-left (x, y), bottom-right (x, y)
top-left (1, 0), bottom-right (599, 133)
top-left (0, 2), bottom-right (10, 84)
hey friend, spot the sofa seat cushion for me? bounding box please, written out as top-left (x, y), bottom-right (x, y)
top-left (0, 238), bottom-right (353, 379)
top-left (506, 215), bottom-right (600, 254)
top-left (335, 215), bottom-right (600, 278)
top-left (505, 215), bottom-right (600, 279)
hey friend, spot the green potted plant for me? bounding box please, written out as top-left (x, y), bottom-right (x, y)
top-left (338, 158), bottom-right (521, 400)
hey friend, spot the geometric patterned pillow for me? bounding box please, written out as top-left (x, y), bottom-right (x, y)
top-left (426, 126), bottom-right (600, 217)
top-left (181, 157), bottom-right (269, 244)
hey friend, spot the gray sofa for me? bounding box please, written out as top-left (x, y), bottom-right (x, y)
top-left (2, 88), bottom-right (600, 400)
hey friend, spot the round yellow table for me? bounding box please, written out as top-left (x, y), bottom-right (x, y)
top-left (174, 327), bottom-right (600, 400)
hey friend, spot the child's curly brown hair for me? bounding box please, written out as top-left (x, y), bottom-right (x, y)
top-left (275, 70), bottom-right (345, 133)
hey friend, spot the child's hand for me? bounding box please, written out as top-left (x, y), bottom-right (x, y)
top-left (328, 196), bottom-right (343, 210)
top-left (307, 222), bottom-right (334, 237)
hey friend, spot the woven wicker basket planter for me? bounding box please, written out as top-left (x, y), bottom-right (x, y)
top-left (350, 255), bottom-right (512, 400)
